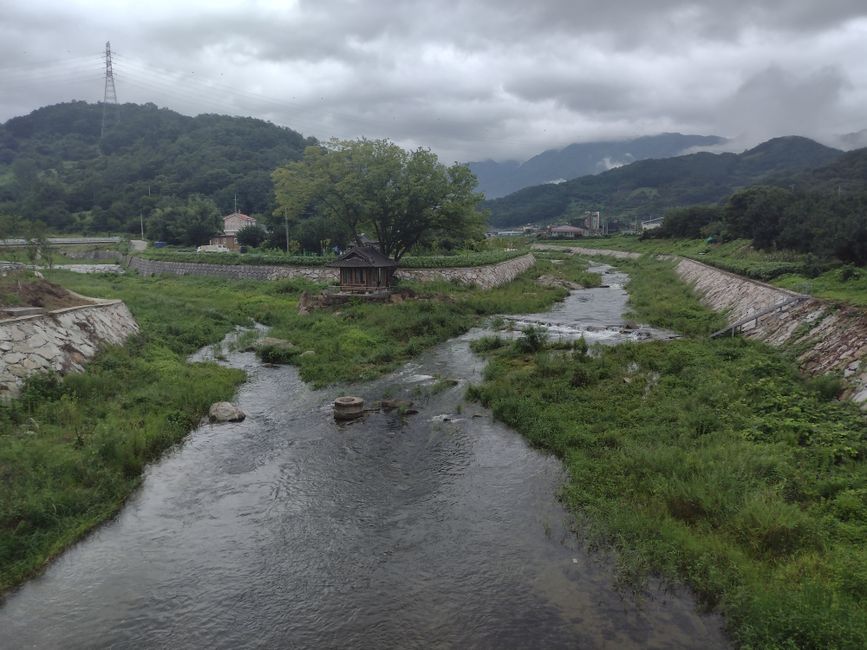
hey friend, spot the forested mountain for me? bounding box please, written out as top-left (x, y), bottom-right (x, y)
top-left (0, 101), bottom-right (316, 233)
top-left (785, 147), bottom-right (867, 194)
top-left (468, 133), bottom-right (726, 199)
top-left (485, 136), bottom-right (844, 228)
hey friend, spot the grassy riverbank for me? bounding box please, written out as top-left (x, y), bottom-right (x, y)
top-left (561, 236), bottom-right (867, 306)
top-left (468, 257), bottom-right (867, 649)
top-left (1, 255), bottom-right (591, 593)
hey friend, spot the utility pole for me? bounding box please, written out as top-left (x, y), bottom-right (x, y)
top-left (140, 209), bottom-right (144, 239)
top-left (284, 209), bottom-right (290, 252)
top-left (101, 41), bottom-right (118, 139)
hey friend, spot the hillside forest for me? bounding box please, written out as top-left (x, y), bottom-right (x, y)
top-left (0, 101), bottom-right (314, 240)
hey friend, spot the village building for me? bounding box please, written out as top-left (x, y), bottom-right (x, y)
top-left (545, 224), bottom-right (587, 239)
top-left (326, 245), bottom-right (398, 293)
top-left (210, 211), bottom-right (257, 250)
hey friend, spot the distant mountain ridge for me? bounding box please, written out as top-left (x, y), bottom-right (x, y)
top-left (485, 136), bottom-right (845, 228)
top-left (468, 133), bottom-right (726, 199)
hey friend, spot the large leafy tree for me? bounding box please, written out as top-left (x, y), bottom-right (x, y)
top-left (146, 195), bottom-right (221, 246)
top-left (272, 138), bottom-right (484, 260)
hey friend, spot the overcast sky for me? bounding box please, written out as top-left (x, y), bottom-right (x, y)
top-left (1, 0), bottom-right (866, 162)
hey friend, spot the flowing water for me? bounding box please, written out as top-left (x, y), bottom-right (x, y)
top-left (0, 265), bottom-right (727, 648)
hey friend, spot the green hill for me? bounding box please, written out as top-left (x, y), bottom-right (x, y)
top-left (0, 101), bottom-right (316, 233)
top-left (486, 136), bottom-right (843, 228)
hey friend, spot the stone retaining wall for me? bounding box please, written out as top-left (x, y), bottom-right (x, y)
top-left (0, 301), bottom-right (140, 398)
top-left (60, 249), bottom-right (124, 261)
top-left (674, 257), bottom-right (867, 405)
top-left (533, 244), bottom-right (641, 260)
top-left (127, 253), bottom-right (536, 289)
top-left (397, 254), bottom-right (536, 289)
top-left (128, 256), bottom-right (336, 282)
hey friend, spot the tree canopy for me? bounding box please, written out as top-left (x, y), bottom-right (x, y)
top-left (272, 139), bottom-right (485, 260)
top-left (145, 195), bottom-right (222, 246)
top-left (647, 185), bottom-right (867, 266)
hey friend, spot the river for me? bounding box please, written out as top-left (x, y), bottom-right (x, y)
top-left (0, 265), bottom-right (728, 648)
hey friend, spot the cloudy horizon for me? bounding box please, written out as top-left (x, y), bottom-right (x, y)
top-left (1, 0), bottom-right (866, 163)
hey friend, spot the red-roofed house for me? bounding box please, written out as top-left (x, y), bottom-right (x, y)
top-left (545, 224), bottom-right (586, 239)
top-left (210, 211), bottom-right (257, 250)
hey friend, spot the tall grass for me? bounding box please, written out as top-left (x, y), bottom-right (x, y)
top-left (468, 260), bottom-right (867, 648)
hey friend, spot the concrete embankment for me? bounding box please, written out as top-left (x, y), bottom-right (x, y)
top-left (674, 257), bottom-right (867, 404)
top-left (0, 300), bottom-right (139, 398)
top-left (128, 254), bottom-right (536, 290)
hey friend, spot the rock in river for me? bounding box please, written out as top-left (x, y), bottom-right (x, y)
top-left (209, 402), bottom-right (246, 423)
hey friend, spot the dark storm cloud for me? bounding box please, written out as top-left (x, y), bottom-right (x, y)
top-left (0, 1), bottom-right (865, 161)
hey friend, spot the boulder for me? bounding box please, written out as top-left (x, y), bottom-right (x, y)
top-left (380, 398), bottom-right (415, 412)
top-left (254, 337), bottom-right (296, 352)
top-left (209, 402), bottom-right (246, 423)
top-left (535, 275), bottom-right (583, 290)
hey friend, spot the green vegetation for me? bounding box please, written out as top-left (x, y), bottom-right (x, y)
top-left (468, 256), bottom-right (867, 649)
top-left (647, 185), bottom-right (867, 267)
top-left (579, 237), bottom-right (818, 280)
top-left (619, 257), bottom-right (728, 336)
top-left (271, 138), bottom-right (485, 260)
top-left (138, 248), bottom-right (337, 266)
top-left (775, 265), bottom-right (867, 308)
top-left (262, 257), bottom-right (577, 387)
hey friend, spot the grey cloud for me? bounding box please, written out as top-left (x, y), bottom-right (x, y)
top-left (505, 76), bottom-right (639, 115)
top-left (716, 66), bottom-right (850, 141)
top-left (0, 1), bottom-right (865, 162)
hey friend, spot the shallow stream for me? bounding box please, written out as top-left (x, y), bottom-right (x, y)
top-left (0, 265), bottom-right (727, 648)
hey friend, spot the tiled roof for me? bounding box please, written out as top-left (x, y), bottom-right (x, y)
top-left (327, 245), bottom-right (398, 268)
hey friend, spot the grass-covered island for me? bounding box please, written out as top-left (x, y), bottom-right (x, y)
top-left (469, 256), bottom-right (866, 649)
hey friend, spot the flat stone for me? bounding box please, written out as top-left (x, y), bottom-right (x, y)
top-left (2, 307), bottom-right (44, 317)
top-left (20, 358), bottom-right (43, 371)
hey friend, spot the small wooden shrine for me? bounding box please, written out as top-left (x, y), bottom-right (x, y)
top-left (326, 246), bottom-right (398, 293)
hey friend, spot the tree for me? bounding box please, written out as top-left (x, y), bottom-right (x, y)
top-left (24, 220), bottom-right (52, 267)
top-left (272, 138), bottom-right (485, 260)
top-left (146, 195), bottom-right (221, 246)
top-left (723, 186), bottom-right (794, 249)
top-left (236, 223), bottom-right (267, 248)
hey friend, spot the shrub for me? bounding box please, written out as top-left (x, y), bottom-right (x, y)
top-left (514, 325), bottom-right (548, 353)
